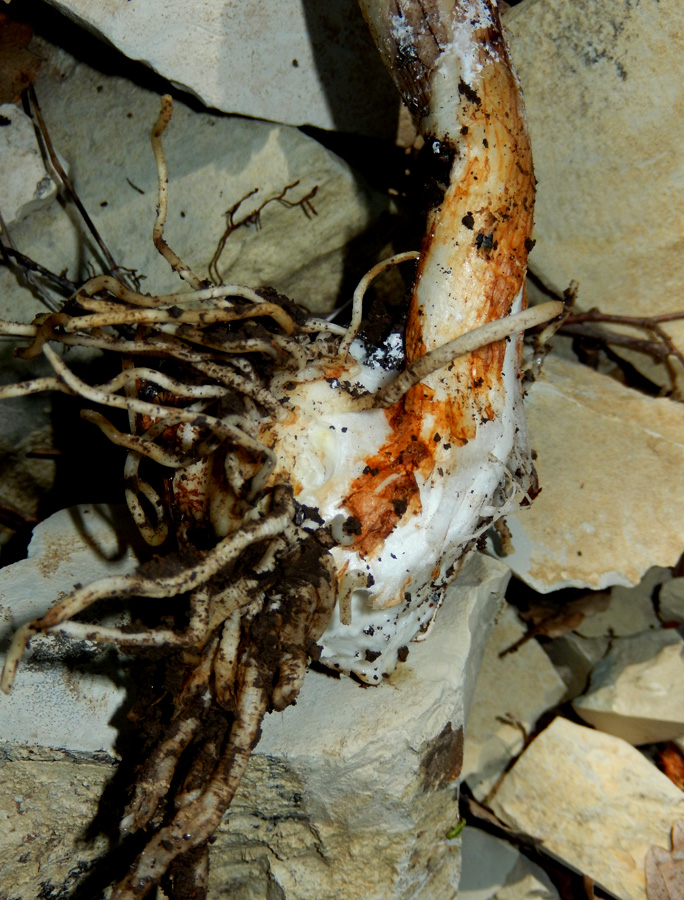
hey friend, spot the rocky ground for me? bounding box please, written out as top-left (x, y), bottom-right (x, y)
top-left (1, 1), bottom-right (684, 898)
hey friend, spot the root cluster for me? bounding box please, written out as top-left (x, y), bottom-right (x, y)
top-left (0, 92), bottom-right (561, 898)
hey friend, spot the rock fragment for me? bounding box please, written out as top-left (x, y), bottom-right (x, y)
top-left (505, 357), bottom-right (684, 592)
top-left (458, 827), bottom-right (560, 900)
top-left (505, 0), bottom-right (684, 390)
top-left (659, 579), bottom-right (684, 626)
top-left (490, 717), bottom-right (684, 900)
top-left (40, 0), bottom-right (399, 136)
top-left (0, 504), bottom-right (138, 752)
top-left (573, 630), bottom-right (684, 745)
top-left (542, 631), bottom-right (608, 702)
top-left (573, 568), bottom-right (667, 639)
top-left (462, 603), bottom-right (565, 801)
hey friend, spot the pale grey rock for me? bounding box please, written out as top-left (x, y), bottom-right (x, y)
top-left (42, 0), bottom-right (399, 136)
top-left (545, 569), bottom-right (667, 699)
top-left (493, 864), bottom-right (560, 900)
top-left (458, 827), bottom-right (559, 900)
top-left (491, 717), bottom-right (684, 900)
top-left (0, 504), bottom-right (139, 753)
top-left (458, 827), bottom-right (520, 900)
top-left (462, 603), bottom-right (565, 801)
top-left (0, 103), bottom-right (57, 226)
top-left (3, 37), bottom-right (388, 317)
top-left (573, 630), bottom-right (684, 745)
top-left (506, 0), bottom-right (684, 391)
top-left (543, 631), bottom-right (608, 701)
top-left (504, 356), bottom-right (684, 592)
top-left (0, 500), bottom-right (509, 898)
top-left (574, 567), bottom-right (667, 639)
top-left (659, 578), bottom-right (684, 626)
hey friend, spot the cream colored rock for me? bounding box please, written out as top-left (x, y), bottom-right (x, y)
top-left (573, 630), bottom-right (684, 745)
top-left (506, 0), bottom-right (684, 389)
top-left (504, 356), bottom-right (684, 591)
top-left (41, 0), bottom-right (398, 136)
top-left (0, 749), bottom-right (114, 899)
top-left (0, 499), bottom-right (509, 898)
top-left (462, 603), bottom-right (565, 800)
top-left (491, 717), bottom-right (684, 900)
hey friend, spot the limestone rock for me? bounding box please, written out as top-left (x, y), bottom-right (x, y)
top-left (0, 103), bottom-right (56, 226)
top-left (0, 501), bottom-right (510, 898)
top-left (542, 631), bottom-right (608, 701)
top-left (0, 749), bottom-right (114, 899)
top-left (2, 36), bottom-right (388, 317)
top-left (462, 603), bottom-right (566, 801)
top-left (491, 717), bottom-right (684, 900)
top-left (41, 0), bottom-right (399, 136)
top-left (504, 356), bottom-right (684, 592)
top-left (574, 567), bottom-right (667, 638)
top-left (458, 827), bottom-right (560, 900)
top-left (659, 578), bottom-right (684, 626)
top-left (573, 630), bottom-right (684, 745)
top-left (506, 0), bottom-right (684, 390)
top-left (0, 32), bottom-right (389, 365)
top-left (0, 504), bottom-right (139, 753)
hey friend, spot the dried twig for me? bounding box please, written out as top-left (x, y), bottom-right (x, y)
top-left (27, 84), bottom-right (126, 284)
top-left (209, 180), bottom-right (318, 284)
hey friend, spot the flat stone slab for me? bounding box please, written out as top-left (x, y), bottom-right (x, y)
top-left (505, 356), bottom-right (684, 592)
top-left (458, 826), bottom-right (559, 900)
top-left (491, 717), bottom-right (684, 900)
top-left (42, 0), bottom-right (399, 136)
top-left (507, 0), bottom-right (684, 391)
top-left (462, 603), bottom-right (565, 800)
top-left (573, 629), bottom-right (684, 745)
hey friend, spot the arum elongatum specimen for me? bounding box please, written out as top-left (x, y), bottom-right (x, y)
top-left (0, 2), bottom-right (559, 897)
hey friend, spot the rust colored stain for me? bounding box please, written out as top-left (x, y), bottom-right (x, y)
top-left (343, 368), bottom-right (498, 558)
top-left (420, 722), bottom-right (464, 791)
top-left (404, 382), bottom-right (478, 445)
top-left (343, 401), bottom-right (433, 558)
